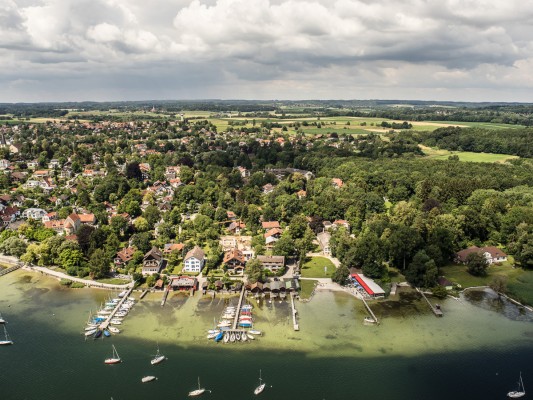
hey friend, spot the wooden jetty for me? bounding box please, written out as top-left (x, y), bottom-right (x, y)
top-left (417, 288), bottom-right (443, 317)
top-left (98, 287), bottom-right (134, 330)
top-left (232, 285), bottom-right (247, 330)
top-left (361, 297), bottom-right (379, 325)
top-left (161, 286), bottom-right (170, 306)
top-left (0, 264), bottom-right (22, 277)
top-left (139, 289), bottom-right (149, 299)
top-left (290, 292), bottom-right (299, 331)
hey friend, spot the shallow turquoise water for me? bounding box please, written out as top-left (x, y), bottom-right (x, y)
top-left (1, 270), bottom-right (532, 400)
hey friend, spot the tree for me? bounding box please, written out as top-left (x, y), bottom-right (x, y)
top-left (110, 215), bottom-right (128, 237)
top-left (59, 248), bottom-right (84, 271)
top-left (125, 161), bottom-right (142, 181)
top-left (134, 216), bottom-right (150, 232)
top-left (405, 250), bottom-right (438, 287)
top-left (89, 248), bottom-right (110, 279)
top-left (332, 264), bottom-right (349, 285)
top-left (143, 205), bottom-right (161, 228)
top-left (245, 258), bottom-right (263, 283)
top-left (466, 252), bottom-right (489, 277)
top-left (273, 232), bottom-right (296, 257)
top-left (0, 237), bottom-right (27, 257)
top-left (489, 275), bottom-right (508, 294)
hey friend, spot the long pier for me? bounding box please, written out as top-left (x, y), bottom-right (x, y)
top-left (361, 297), bottom-right (379, 325)
top-left (161, 286), bottom-right (170, 306)
top-left (290, 292), bottom-right (299, 331)
top-left (232, 285), bottom-right (247, 330)
top-left (0, 264), bottom-right (21, 277)
top-left (417, 288), bottom-right (443, 317)
top-left (98, 287), bottom-right (134, 330)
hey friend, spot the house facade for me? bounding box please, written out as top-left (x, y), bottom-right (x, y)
top-left (142, 246), bottom-right (165, 275)
top-left (183, 246), bottom-right (206, 273)
top-left (256, 255), bottom-right (285, 272)
top-left (455, 246), bottom-right (508, 265)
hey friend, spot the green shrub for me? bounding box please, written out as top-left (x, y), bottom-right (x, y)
top-left (59, 279), bottom-right (72, 286)
top-left (70, 282), bottom-right (85, 289)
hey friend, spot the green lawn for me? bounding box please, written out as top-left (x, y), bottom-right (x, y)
top-left (440, 262), bottom-right (533, 305)
top-left (96, 278), bottom-right (131, 285)
top-left (301, 257), bottom-right (335, 278)
top-left (299, 279), bottom-right (318, 299)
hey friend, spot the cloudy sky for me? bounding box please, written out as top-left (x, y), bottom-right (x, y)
top-left (2, 0), bottom-right (533, 102)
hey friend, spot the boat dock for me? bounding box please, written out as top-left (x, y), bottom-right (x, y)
top-left (139, 289), bottom-right (149, 299)
top-left (232, 285), bottom-right (246, 330)
top-left (417, 288), bottom-right (443, 317)
top-left (290, 292), bottom-right (299, 331)
top-left (98, 287), bottom-right (134, 330)
top-left (0, 263), bottom-right (22, 277)
top-left (361, 297), bottom-right (379, 325)
top-left (161, 286), bottom-right (170, 306)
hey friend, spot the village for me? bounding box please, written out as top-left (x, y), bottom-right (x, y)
top-left (0, 112), bottom-right (525, 317)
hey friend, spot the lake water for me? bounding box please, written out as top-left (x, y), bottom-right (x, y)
top-left (1, 270), bottom-right (533, 400)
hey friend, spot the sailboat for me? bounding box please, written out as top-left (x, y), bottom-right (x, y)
top-left (151, 345), bottom-right (166, 365)
top-left (188, 377), bottom-right (209, 397)
top-left (0, 325), bottom-right (13, 345)
top-left (104, 345), bottom-right (121, 364)
top-left (508, 372), bottom-right (526, 398)
top-left (0, 313), bottom-right (6, 324)
top-left (254, 369), bottom-right (266, 395)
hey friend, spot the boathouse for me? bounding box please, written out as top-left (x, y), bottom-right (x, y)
top-left (350, 273), bottom-right (385, 299)
top-left (170, 275), bottom-right (198, 291)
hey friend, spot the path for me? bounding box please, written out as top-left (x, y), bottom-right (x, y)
top-left (29, 265), bottom-right (133, 290)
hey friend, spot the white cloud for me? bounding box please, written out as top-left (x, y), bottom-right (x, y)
top-left (1, 0), bottom-right (533, 101)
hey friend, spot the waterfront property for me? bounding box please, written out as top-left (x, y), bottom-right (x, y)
top-left (183, 246), bottom-right (206, 273)
top-left (142, 247), bottom-right (166, 275)
top-left (350, 274), bottom-right (385, 299)
top-left (170, 275), bottom-right (198, 291)
top-left (256, 255), bottom-right (285, 273)
top-left (455, 246), bottom-right (508, 264)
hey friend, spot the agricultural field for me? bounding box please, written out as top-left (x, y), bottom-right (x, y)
top-left (419, 145), bottom-right (519, 163)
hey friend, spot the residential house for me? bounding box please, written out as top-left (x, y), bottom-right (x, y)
top-left (332, 178), bottom-right (344, 189)
top-left (317, 231), bottom-right (332, 256)
top-left (237, 166), bottom-right (250, 178)
top-left (264, 228), bottom-right (282, 248)
top-left (48, 159), bottom-right (61, 169)
top-left (163, 243), bottom-right (184, 255)
top-left (223, 248), bottom-right (246, 273)
top-left (262, 221), bottom-right (280, 230)
top-left (455, 246), bottom-right (508, 265)
top-left (333, 220), bottom-right (350, 230)
top-left (142, 246), bottom-right (165, 275)
top-left (22, 207), bottom-right (47, 220)
top-left (0, 159), bottom-right (10, 170)
top-left (183, 246), bottom-right (206, 273)
top-left (114, 246), bottom-right (136, 268)
top-left (64, 213), bottom-right (81, 235)
top-left (165, 166), bottom-right (181, 180)
top-left (262, 183), bottom-right (275, 194)
top-left (257, 255), bottom-right (285, 272)
top-left (227, 220), bottom-right (246, 234)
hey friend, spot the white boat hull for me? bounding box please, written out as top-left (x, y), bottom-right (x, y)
top-left (254, 383), bottom-right (266, 395)
top-left (142, 376), bottom-right (157, 383)
top-left (151, 355), bottom-right (166, 365)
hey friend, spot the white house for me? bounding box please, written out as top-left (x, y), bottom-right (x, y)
top-left (183, 246), bottom-right (206, 273)
top-left (22, 207), bottom-right (48, 220)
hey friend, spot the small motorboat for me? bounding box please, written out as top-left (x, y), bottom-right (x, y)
top-left (223, 332), bottom-right (229, 343)
top-left (241, 332), bottom-right (248, 342)
top-left (110, 319), bottom-right (122, 325)
top-left (214, 331), bottom-right (224, 342)
top-left (239, 322), bottom-right (252, 328)
top-left (141, 376), bottom-right (157, 383)
top-left (235, 332), bottom-right (241, 341)
top-left (230, 333), bottom-right (236, 342)
top-left (118, 290), bottom-right (128, 298)
top-left (207, 329), bottom-right (220, 334)
top-left (247, 333), bottom-right (255, 340)
top-left (108, 326), bottom-right (120, 334)
top-left (103, 330), bottom-right (111, 337)
top-left (207, 333), bottom-right (217, 339)
top-left (85, 325), bottom-right (98, 331)
top-left (364, 317), bottom-right (376, 324)
top-left (0, 313), bottom-right (6, 324)
top-left (93, 330), bottom-right (103, 339)
top-left (85, 329), bottom-right (98, 337)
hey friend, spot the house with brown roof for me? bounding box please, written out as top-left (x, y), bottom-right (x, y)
top-left (114, 246), bottom-right (136, 267)
top-left (455, 246), bottom-right (508, 265)
top-left (170, 275), bottom-right (198, 291)
top-left (256, 255), bottom-right (285, 272)
top-left (223, 248), bottom-right (246, 273)
top-left (163, 243), bottom-right (184, 255)
top-left (142, 246), bottom-right (165, 275)
top-left (183, 246), bottom-right (206, 273)
top-left (264, 228), bottom-right (282, 248)
top-left (262, 221), bottom-right (280, 230)
top-left (262, 183), bottom-right (275, 194)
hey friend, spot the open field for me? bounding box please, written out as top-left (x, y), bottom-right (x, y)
top-left (301, 256), bottom-right (336, 278)
top-left (426, 120), bottom-right (525, 129)
top-left (420, 145), bottom-right (519, 163)
top-left (299, 279), bottom-right (318, 299)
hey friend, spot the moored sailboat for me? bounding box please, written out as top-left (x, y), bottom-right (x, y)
top-left (508, 372), bottom-right (526, 398)
top-left (254, 369), bottom-right (266, 395)
top-left (188, 377), bottom-right (209, 397)
top-left (104, 345), bottom-right (121, 364)
top-left (0, 325), bottom-right (13, 345)
top-left (141, 376), bottom-right (157, 383)
top-left (151, 345), bottom-right (166, 365)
